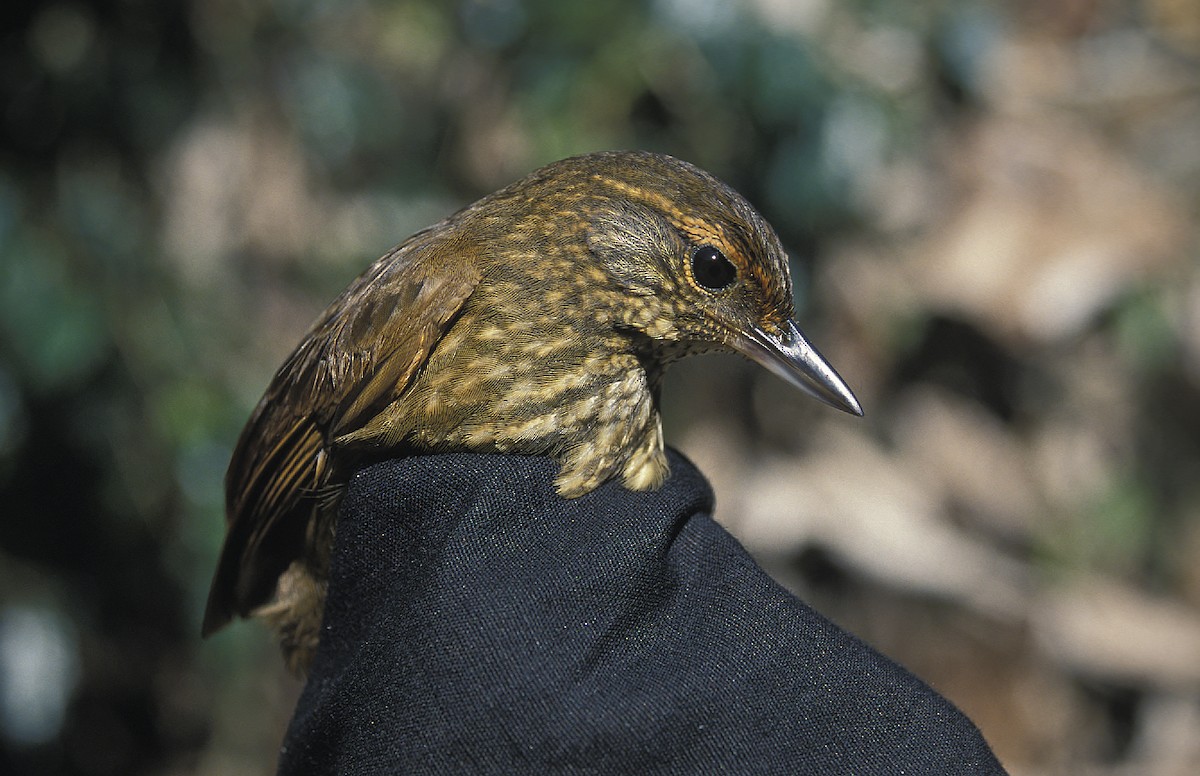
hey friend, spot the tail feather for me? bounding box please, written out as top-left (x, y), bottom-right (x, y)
top-left (202, 417), bottom-right (324, 637)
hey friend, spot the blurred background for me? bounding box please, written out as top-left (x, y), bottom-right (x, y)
top-left (1, 0), bottom-right (1198, 773)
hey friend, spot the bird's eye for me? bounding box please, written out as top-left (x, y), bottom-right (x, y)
top-left (691, 245), bottom-right (737, 291)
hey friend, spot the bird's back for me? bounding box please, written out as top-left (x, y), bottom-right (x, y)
top-left (202, 226), bottom-right (482, 661)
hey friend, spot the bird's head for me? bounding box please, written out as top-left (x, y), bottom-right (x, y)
top-left (543, 151), bottom-right (862, 416)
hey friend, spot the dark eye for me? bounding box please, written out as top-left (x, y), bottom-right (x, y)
top-left (691, 245), bottom-right (737, 291)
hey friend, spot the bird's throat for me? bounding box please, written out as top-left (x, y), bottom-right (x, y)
top-left (340, 338), bottom-right (671, 499)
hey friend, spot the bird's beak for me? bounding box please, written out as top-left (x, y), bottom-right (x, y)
top-left (734, 320), bottom-right (863, 416)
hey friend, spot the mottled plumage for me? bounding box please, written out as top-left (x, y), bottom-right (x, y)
top-left (203, 151), bottom-right (861, 673)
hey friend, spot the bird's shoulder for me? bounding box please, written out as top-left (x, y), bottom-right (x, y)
top-left (224, 226), bottom-right (482, 512)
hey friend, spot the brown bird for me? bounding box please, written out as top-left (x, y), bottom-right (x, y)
top-left (202, 150), bottom-right (862, 673)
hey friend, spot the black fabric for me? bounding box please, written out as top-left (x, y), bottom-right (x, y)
top-left (279, 449), bottom-right (1006, 775)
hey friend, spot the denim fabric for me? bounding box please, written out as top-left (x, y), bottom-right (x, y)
top-left (279, 449), bottom-right (1006, 775)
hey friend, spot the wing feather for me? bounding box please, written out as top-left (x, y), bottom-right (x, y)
top-left (202, 233), bottom-right (480, 635)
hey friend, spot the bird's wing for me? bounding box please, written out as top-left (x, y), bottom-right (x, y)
top-left (202, 232), bottom-right (481, 635)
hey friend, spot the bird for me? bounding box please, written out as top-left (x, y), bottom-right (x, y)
top-left (202, 150), bottom-right (862, 674)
